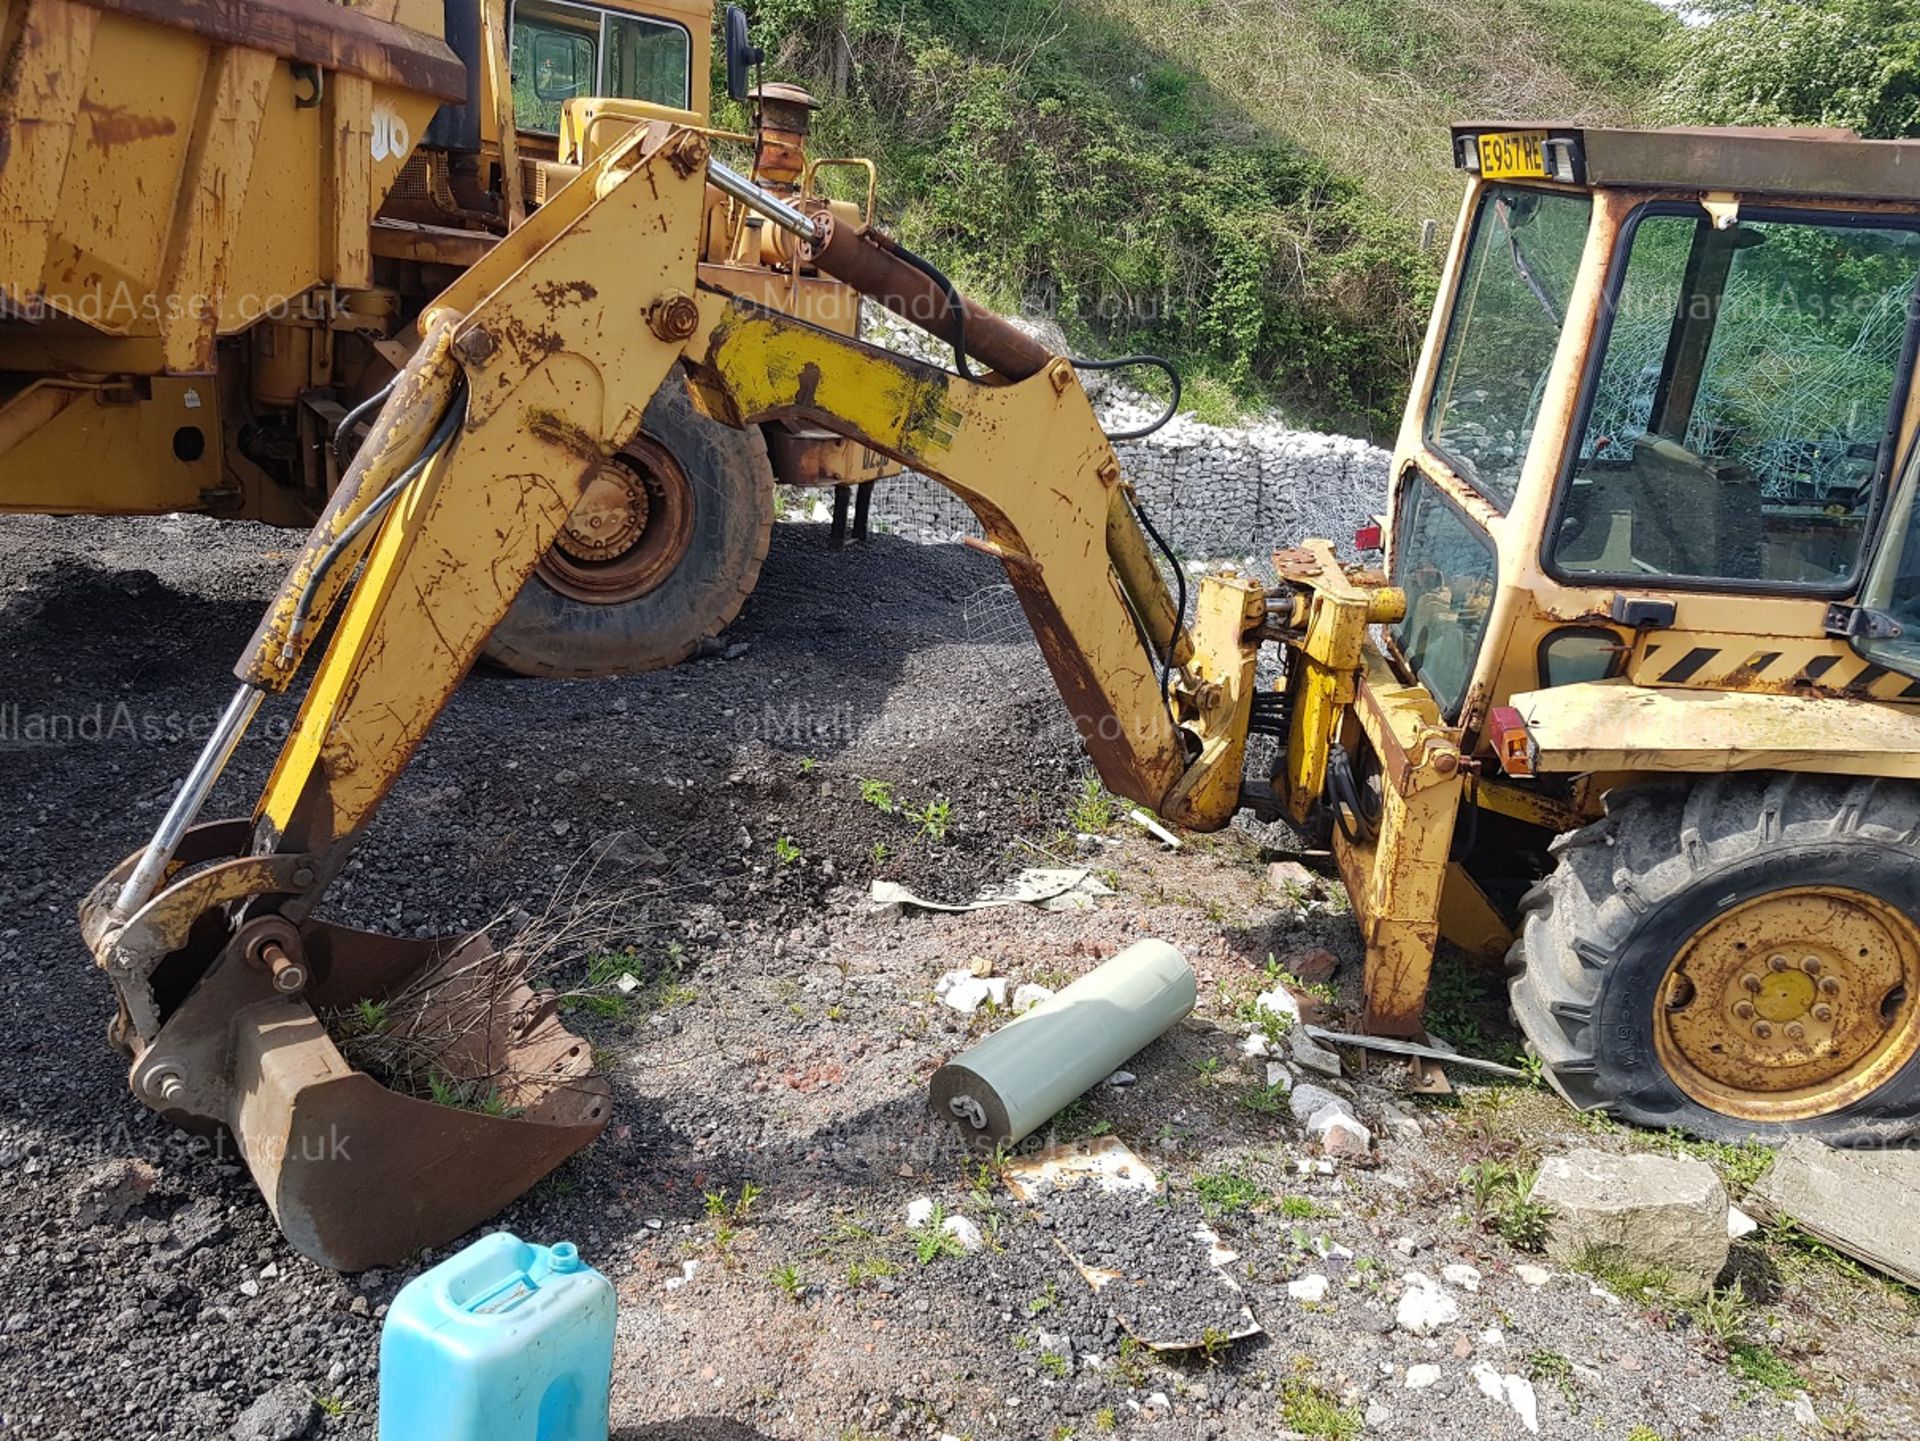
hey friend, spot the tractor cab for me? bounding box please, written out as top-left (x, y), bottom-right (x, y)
top-left (1390, 124), bottom-right (1920, 739)
top-left (1311, 124), bottom-right (1920, 1142)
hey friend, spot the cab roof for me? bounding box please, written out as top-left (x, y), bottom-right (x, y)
top-left (1452, 123), bottom-right (1920, 205)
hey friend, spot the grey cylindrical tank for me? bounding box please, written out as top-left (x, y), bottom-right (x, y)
top-left (930, 939), bottom-right (1195, 1147)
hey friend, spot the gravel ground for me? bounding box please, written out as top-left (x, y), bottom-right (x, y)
top-left (1, 513), bottom-right (1916, 1441)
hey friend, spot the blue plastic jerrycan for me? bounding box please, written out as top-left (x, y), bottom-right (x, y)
top-left (378, 1232), bottom-right (615, 1441)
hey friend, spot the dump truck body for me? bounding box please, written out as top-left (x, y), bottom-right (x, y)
top-left (0, 0), bottom-right (893, 673)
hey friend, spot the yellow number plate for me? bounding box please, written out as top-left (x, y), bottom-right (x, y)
top-left (1477, 130), bottom-right (1549, 180)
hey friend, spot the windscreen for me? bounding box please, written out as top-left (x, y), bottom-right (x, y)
top-left (1425, 185), bottom-right (1592, 511)
top-left (512, 1), bottom-right (691, 134)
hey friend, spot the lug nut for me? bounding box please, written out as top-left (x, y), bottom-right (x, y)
top-left (1753, 1021), bottom-right (1774, 1039)
top-left (1820, 976), bottom-right (1841, 996)
top-left (1741, 974), bottom-right (1763, 994)
top-left (1768, 954), bottom-right (1790, 972)
top-left (1813, 1004), bottom-right (1835, 1023)
top-left (1786, 1022), bottom-right (1806, 1042)
top-left (1733, 1000), bottom-right (1757, 1020)
top-left (1800, 956), bottom-right (1822, 975)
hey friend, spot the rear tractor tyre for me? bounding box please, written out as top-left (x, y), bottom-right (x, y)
top-left (483, 382), bottom-right (775, 679)
top-left (1508, 773), bottom-right (1920, 1144)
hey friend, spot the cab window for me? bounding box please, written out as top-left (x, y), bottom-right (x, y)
top-left (1425, 185), bottom-right (1592, 511)
top-left (511, 0), bottom-right (691, 135)
top-left (1391, 476), bottom-right (1498, 721)
top-left (1550, 208), bottom-right (1920, 591)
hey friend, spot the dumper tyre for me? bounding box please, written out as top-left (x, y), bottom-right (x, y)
top-left (1508, 773), bottom-right (1920, 1145)
top-left (484, 382), bottom-right (775, 678)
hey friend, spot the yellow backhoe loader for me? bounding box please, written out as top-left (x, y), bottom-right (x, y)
top-left (11, 2), bottom-right (1920, 1271)
top-left (0, 0), bottom-right (894, 679)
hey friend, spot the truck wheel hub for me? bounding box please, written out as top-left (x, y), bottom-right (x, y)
top-left (1654, 886), bottom-right (1920, 1121)
top-left (540, 435), bottom-right (695, 603)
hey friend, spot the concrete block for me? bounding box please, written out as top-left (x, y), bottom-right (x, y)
top-left (1529, 1148), bottom-right (1728, 1297)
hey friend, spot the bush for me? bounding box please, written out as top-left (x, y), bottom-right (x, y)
top-left (1658, 1), bottom-right (1920, 139)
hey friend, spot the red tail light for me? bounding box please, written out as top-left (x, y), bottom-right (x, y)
top-left (1354, 523), bottom-right (1383, 551)
top-left (1487, 706), bottom-right (1535, 778)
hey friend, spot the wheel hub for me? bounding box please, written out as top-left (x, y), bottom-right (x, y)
top-left (537, 435), bottom-right (695, 605)
top-left (1656, 887), bottom-right (1920, 1122)
top-left (554, 466), bottom-right (651, 563)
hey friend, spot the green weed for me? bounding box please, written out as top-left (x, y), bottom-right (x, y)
top-left (1193, 1169), bottom-right (1262, 1215)
top-left (1573, 1246), bottom-right (1679, 1306)
top-left (774, 835), bottom-right (802, 866)
top-left (1729, 1342), bottom-right (1804, 1396)
top-left (1278, 1375), bottom-right (1362, 1439)
top-left (310, 1392), bottom-right (349, 1421)
top-left (770, 1263), bottom-right (805, 1301)
top-left (1068, 773), bottom-right (1117, 833)
top-left (1279, 1195), bottom-right (1334, 1220)
top-left (915, 798), bottom-right (953, 842)
top-left (1526, 1349), bottom-right (1579, 1413)
top-left (1460, 1160), bottom-right (1552, 1251)
top-left (1240, 1081), bottom-right (1292, 1115)
top-left (859, 778), bottom-right (895, 813)
top-left (910, 1204), bottom-right (968, 1264)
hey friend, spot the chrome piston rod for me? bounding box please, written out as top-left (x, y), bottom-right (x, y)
top-left (112, 682), bottom-right (263, 918)
top-left (708, 159), bottom-right (820, 243)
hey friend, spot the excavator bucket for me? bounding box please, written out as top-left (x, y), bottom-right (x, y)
top-left (82, 821), bottom-right (609, 1271)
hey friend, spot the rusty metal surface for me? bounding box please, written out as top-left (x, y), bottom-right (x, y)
top-left (692, 296), bottom-right (1192, 811)
top-left (1514, 678), bottom-right (1920, 777)
top-left (369, 218), bottom-right (499, 268)
top-left (539, 434), bottom-right (696, 603)
top-left (1321, 647), bottom-right (1468, 1039)
top-left (763, 426), bottom-right (897, 487)
top-left (1624, 631), bottom-right (1920, 704)
top-left (808, 212), bottom-right (1053, 382)
top-left (74, 0), bottom-right (467, 102)
top-left (1654, 887), bottom-right (1920, 1122)
top-left (128, 918), bottom-right (607, 1271)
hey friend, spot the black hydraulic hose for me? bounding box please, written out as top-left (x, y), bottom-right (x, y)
top-left (1070, 354), bottom-right (1182, 441)
top-left (331, 374), bottom-right (401, 474)
top-left (1071, 353), bottom-right (1186, 703)
top-left (884, 238), bottom-right (977, 382)
top-left (1125, 484), bottom-right (1186, 712)
top-left (282, 384), bottom-right (469, 660)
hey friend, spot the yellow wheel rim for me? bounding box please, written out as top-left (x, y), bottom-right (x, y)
top-left (1654, 886), bottom-right (1920, 1122)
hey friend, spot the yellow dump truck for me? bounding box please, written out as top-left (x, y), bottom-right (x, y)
top-left (0, 0), bottom-right (891, 676)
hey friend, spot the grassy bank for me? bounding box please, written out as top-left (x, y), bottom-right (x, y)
top-left (725, 0), bottom-right (1677, 435)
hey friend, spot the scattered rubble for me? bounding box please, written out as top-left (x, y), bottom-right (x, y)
top-left (70, 1158), bottom-right (157, 1226)
top-left (1530, 1149), bottom-right (1730, 1297)
top-left (872, 867), bottom-right (1113, 916)
top-left (1290, 1026), bottom-right (1345, 1077)
top-left (933, 969), bottom-right (1010, 1014)
top-left (230, 1383), bottom-right (316, 1441)
top-left (940, 1215), bottom-right (985, 1254)
top-left (1395, 1272), bottom-right (1461, 1334)
top-left (1472, 1360), bottom-right (1541, 1434)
